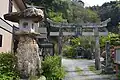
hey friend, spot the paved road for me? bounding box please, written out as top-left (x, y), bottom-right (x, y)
top-left (62, 58), bottom-right (116, 80)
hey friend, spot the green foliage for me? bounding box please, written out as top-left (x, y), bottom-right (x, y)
top-left (70, 37), bottom-right (94, 49)
top-left (0, 52), bottom-right (19, 80)
top-left (48, 11), bottom-right (66, 22)
top-left (28, 0), bottom-right (70, 22)
top-left (67, 2), bottom-right (100, 23)
top-left (42, 56), bottom-right (66, 80)
top-left (85, 9), bottom-right (100, 23)
top-left (100, 32), bottom-right (120, 48)
top-left (89, 1), bottom-right (120, 33)
top-left (63, 37), bottom-right (95, 58)
top-left (100, 36), bottom-right (110, 48)
top-left (71, 37), bottom-right (81, 47)
top-left (25, 0), bottom-right (100, 23)
top-left (109, 33), bottom-right (120, 46)
top-left (63, 45), bottom-right (76, 58)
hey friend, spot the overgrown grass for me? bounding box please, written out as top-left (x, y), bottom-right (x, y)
top-left (75, 67), bottom-right (83, 75)
top-left (42, 56), bottom-right (66, 80)
top-left (88, 65), bottom-right (101, 75)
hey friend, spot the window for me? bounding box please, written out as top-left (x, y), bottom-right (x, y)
top-left (23, 22), bottom-right (28, 28)
top-left (0, 35), bottom-right (2, 47)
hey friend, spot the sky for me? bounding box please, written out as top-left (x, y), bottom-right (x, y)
top-left (82, 0), bottom-right (116, 7)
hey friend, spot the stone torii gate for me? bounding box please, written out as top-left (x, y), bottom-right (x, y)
top-left (47, 18), bottom-right (111, 70)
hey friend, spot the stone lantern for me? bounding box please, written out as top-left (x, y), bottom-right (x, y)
top-left (4, 7), bottom-right (44, 79)
top-left (4, 7), bottom-right (44, 33)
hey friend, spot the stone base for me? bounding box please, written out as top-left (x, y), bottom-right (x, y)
top-left (102, 66), bottom-right (115, 74)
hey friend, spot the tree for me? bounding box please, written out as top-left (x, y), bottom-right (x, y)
top-left (100, 32), bottom-right (120, 49)
top-left (89, 1), bottom-right (120, 33)
top-left (25, 0), bottom-right (100, 23)
top-left (66, 2), bottom-right (100, 23)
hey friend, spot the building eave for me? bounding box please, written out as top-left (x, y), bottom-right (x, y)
top-left (13, 0), bottom-right (27, 11)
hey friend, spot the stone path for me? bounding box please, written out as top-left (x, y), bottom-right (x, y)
top-left (62, 58), bottom-right (116, 80)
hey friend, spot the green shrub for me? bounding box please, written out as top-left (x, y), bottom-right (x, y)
top-left (63, 45), bottom-right (76, 58)
top-left (42, 56), bottom-right (66, 80)
top-left (100, 32), bottom-right (120, 48)
top-left (0, 52), bottom-right (19, 80)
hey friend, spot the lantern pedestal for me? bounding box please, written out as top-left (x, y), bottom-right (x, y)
top-left (16, 34), bottom-right (41, 79)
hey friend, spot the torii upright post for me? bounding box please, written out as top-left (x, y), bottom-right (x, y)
top-left (93, 18), bottom-right (111, 70)
top-left (94, 26), bottom-right (101, 70)
top-left (58, 25), bottom-right (63, 55)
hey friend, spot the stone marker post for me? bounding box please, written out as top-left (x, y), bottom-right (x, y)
top-left (105, 41), bottom-right (114, 73)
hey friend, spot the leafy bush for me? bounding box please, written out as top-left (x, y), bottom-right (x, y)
top-left (63, 45), bottom-right (76, 58)
top-left (63, 37), bottom-right (95, 58)
top-left (100, 32), bottom-right (120, 48)
top-left (0, 52), bottom-right (19, 80)
top-left (42, 56), bottom-right (66, 80)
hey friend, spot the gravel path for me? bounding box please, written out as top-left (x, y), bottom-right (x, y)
top-left (62, 58), bottom-right (116, 80)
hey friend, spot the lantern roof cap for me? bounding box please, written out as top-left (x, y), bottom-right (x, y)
top-left (4, 7), bottom-right (44, 23)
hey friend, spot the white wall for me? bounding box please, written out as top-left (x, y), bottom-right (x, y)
top-left (0, 0), bottom-right (26, 53)
top-left (0, 0), bottom-right (19, 18)
top-left (0, 0), bottom-right (17, 53)
top-left (0, 28), bottom-right (12, 52)
top-left (0, 0), bottom-right (9, 18)
top-left (0, 0), bottom-right (18, 26)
